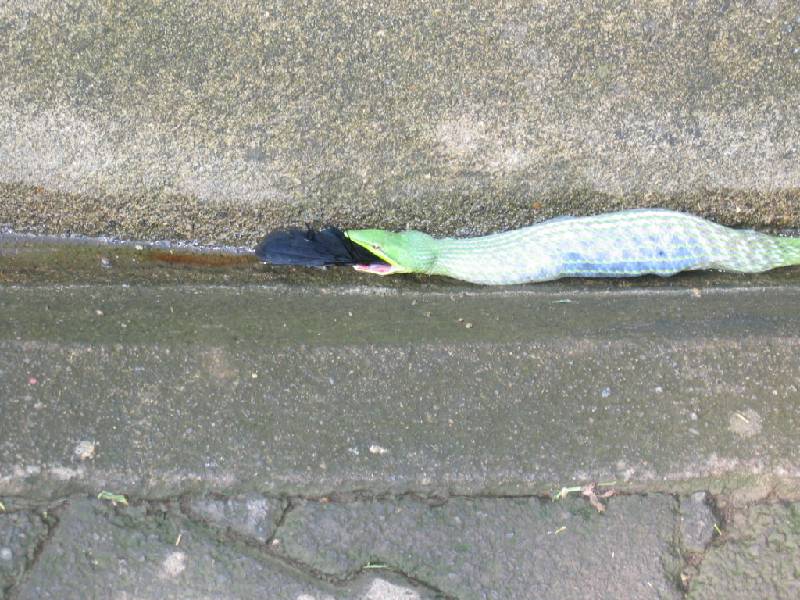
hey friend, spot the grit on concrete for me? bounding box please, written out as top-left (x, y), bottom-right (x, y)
top-left (274, 495), bottom-right (683, 599)
top-left (1, 493), bottom-right (799, 599)
top-left (2, 1), bottom-right (800, 243)
top-left (8, 498), bottom-right (441, 600)
top-left (4, 280), bottom-right (800, 501)
top-left (4, 495), bottom-right (688, 600)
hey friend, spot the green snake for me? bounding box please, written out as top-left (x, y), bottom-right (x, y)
top-left (257, 209), bottom-right (800, 285)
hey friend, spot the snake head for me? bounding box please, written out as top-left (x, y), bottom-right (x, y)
top-left (345, 229), bottom-right (438, 276)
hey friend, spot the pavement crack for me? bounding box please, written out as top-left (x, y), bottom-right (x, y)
top-left (4, 500), bottom-right (67, 600)
top-left (704, 493), bottom-right (728, 541)
top-left (178, 495), bottom-right (452, 595)
top-left (263, 496), bottom-right (294, 548)
top-left (176, 496), bottom-right (360, 587)
top-left (674, 491), bottom-right (725, 595)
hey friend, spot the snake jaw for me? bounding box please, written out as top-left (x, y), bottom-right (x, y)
top-left (353, 263), bottom-right (402, 276)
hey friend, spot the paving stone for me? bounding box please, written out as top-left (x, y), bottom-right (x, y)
top-left (185, 494), bottom-right (286, 544)
top-left (275, 495), bottom-right (681, 600)
top-left (688, 503), bottom-right (800, 600)
top-left (0, 511), bottom-right (49, 599)
top-left (14, 499), bottom-right (436, 600)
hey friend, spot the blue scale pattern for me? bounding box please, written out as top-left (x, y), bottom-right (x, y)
top-left (559, 244), bottom-right (707, 277)
top-left (564, 257), bottom-right (700, 277)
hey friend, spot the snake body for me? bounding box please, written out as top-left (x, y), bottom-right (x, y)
top-left (346, 209), bottom-right (800, 284)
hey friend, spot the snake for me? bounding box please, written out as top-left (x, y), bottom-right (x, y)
top-left (256, 209), bottom-right (800, 285)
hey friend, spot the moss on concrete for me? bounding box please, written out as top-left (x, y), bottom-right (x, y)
top-left (689, 503), bottom-right (800, 599)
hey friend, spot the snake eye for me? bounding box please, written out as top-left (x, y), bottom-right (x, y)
top-left (371, 244), bottom-right (381, 251)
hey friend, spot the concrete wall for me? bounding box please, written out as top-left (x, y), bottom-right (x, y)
top-left (2, 1), bottom-right (799, 244)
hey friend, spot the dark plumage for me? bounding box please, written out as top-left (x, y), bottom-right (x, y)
top-left (254, 227), bottom-right (384, 267)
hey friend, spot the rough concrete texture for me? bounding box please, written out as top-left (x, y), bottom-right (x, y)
top-left (688, 503), bottom-right (800, 599)
top-left (3, 280), bottom-right (800, 501)
top-left (4, 493), bottom-right (799, 600)
top-left (679, 492), bottom-right (717, 554)
top-left (185, 494), bottom-right (287, 543)
top-left (0, 511), bottom-right (50, 599)
top-left (13, 499), bottom-right (435, 600)
top-left (2, 1), bottom-right (800, 244)
top-left (276, 495), bottom-right (681, 600)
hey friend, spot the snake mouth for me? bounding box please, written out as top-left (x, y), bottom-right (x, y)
top-left (353, 263), bottom-right (402, 275)
top-left (345, 231), bottom-right (403, 275)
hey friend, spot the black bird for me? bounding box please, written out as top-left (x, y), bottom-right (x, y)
top-left (255, 227), bottom-right (384, 267)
